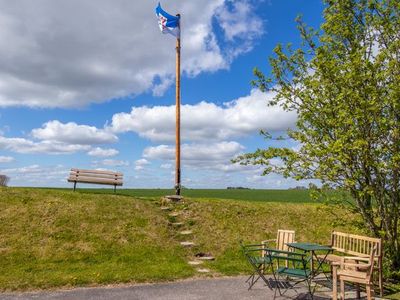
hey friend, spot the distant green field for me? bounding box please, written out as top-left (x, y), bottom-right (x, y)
top-left (73, 188), bottom-right (315, 203)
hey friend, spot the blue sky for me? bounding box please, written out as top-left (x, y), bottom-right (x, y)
top-left (0, 0), bottom-right (325, 188)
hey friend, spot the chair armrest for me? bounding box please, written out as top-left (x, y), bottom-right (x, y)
top-left (340, 262), bottom-right (371, 270)
top-left (264, 248), bottom-right (306, 257)
top-left (261, 239), bottom-right (276, 247)
top-left (242, 243), bottom-right (265, 248)
top-left (342, 256), bottom-right (370, 262)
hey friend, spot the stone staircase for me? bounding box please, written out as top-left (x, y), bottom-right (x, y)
top-left (160, 195), bottom-right (214, 274)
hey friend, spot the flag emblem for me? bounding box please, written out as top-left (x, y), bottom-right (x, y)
top-left (155, 3), bottom-right (180, 37)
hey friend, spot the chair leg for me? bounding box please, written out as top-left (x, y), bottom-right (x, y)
top-left (332, 267), bottom-right (338, 300)
top-left (340, 279), bottom-right (345, 300)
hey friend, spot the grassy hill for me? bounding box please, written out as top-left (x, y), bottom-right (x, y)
top-left (0, 187), bottom-right (361, 291)
top-left (74, 188), bottom-right (316, 203)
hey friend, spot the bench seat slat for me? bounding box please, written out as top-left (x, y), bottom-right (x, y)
top-left (70, 172), bottom-right (123, 180)
top-left (68, 177), bottom-right (123, 186)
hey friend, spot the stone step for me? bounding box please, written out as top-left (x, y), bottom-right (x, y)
top-left (195, 253), bottom-right (215, 261)
top-left (188, 260), bottom-right (203, 265)
top-left (170, 222), bottom-right (184, 227)
top-left (179, 230), bottom-right (193, 235)
top-left (180, 241), bottom-right (195, 247)
top-left (196, 268), bottom-right (210, 273)
top-left (168, 212), bottom-right (180, 217)
top-left (197, 256), bottom-right (215, 261)
top-left (164, 195), bottom-right (184, 202)
top-left (160, 206), bottom-right (172, 211)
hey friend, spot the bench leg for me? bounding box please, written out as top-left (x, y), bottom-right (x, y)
top-left (114, 184), bottom-right (116, 193)
top-left (73, 181), bottom-right (77, 192)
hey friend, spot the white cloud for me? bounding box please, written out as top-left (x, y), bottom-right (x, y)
top-left (0, 156), bottom-right (14, 163)
top-left (160, 163), bottom-right (172, 169)
top-left (0, 1), bottom-right (264, 108)
top-left (215, 1), bottom-right (264, 58)
top-left (216, 1), bottom-right (263, 41)
top-left (135, 158), bottom-right (150, 166)
top-left (87, 147), bottom-right (119, 157)
top-left (95, 159), bottom-right (129, 167)
top-left (111, 89), bottom-right (296, 142)
top-left (134, 158), bottom-right (150, 171)
top-left (32, 120), bottom-right (117, 145)
top-left (0, 121), bottom-right (118, 155)
top-left (0, 164), bottom-right (68, 187)
top-left (143, 141), bottom-right (244, 170)
top-left (0, 135), bottom-right (90, 154)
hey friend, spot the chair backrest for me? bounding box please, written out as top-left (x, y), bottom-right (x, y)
top-left (276, 229), bottom-right (295, 252)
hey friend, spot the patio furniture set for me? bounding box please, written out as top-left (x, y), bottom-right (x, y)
top-left (241, 230), bottom-right (382, 299)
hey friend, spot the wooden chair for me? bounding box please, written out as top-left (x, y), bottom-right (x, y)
top-left (332, 246), bottom-right (377, 300)
top-left (262, 229), bottom-right (296, 268)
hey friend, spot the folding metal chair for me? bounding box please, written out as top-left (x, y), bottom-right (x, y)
top-left (263, 247), bottom-right (314, 299)
top-left (240, 241), bottom-right (273, 290)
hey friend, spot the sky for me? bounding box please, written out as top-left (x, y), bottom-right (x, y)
top-left (0, 0), bottom-right (325, 189)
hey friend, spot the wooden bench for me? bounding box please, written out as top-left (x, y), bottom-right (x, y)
top-left (68, 168), bottom-right (123, 192)
top-left (318, 231), bottom-right (383, 296)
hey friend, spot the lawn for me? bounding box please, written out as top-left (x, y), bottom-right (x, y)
top-left (0, 187), bottom-right (384, 293)
top-left (71, 188), bottom-right (316, 203)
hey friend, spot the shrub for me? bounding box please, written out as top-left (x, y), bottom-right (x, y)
top-left (0, 175), bottom-right (10, 187)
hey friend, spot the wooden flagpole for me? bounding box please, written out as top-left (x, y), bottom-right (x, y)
top-left (175, 14), bottom-right (181, 196)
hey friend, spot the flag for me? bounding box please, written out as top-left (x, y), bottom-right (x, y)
top-left (155, 3), bottom-right (180, 37)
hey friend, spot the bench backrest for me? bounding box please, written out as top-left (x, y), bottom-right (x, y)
top-left (69, 168), bottom-right (123, 186)
top-left (331, 231), bottom-right (382, 258)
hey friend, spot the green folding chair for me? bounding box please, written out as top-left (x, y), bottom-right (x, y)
top-left (240, 241), bottom-right (274, 290)
top-left (263, 247), bottom-right (314, 299)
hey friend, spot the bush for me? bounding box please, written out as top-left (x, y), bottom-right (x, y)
top-left (0, 175), bottom-right (10, 187)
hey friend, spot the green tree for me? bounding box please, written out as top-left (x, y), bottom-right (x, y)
top-left (235, 0), bottom-right (400, 271)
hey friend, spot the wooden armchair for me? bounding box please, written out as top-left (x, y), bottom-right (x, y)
top-left (262, 229), bottom-right (295, 269)
top-left (332, 246), bottom-right (376, 300)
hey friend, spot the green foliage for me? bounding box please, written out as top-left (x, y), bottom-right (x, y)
top-left (235, 0), bottom-right (400, 272)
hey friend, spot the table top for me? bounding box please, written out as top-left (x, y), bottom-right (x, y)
top-left (286, 242), bottom-right (332, 252)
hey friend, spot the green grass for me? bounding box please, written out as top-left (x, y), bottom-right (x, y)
top-left (0, 187), bottom-right (388, 294)
top-left (0, 188), bottom-right (193, 290)
top-left (72, 188), bottom-right (316, 203)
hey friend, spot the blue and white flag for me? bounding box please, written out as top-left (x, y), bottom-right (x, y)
top-left (155, 3), bottom-right (180, 37)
